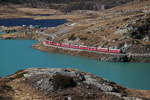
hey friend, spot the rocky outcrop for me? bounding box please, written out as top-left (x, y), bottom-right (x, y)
top-left (114, 15), bottom-right (150, 42)
top-left (101, 55), bottom-right (130, 62)
top-left (0, 68), bottom-right (149, 100)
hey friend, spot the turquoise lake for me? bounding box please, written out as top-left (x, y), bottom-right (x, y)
top-left (0, 40), bottom-right (150, 90)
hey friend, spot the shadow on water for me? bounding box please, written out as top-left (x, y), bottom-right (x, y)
top-left (0, 18), bottom-right (67, 27)
top-left (31, 14), bottom-right (54, 16)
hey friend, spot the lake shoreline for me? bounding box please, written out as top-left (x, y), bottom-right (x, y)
top-left (0, 2), bottom-right (150, 99)
top-left (1, 40), bottom-right (150, 90)
top-left (0, 33), bottom-right (150, 63)
top-left (0, 5), bottom-right (149, 63)
top-left (32, 43), bottom-right (150, 63)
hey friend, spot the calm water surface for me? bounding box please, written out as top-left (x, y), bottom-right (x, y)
top-left (0, 18), bottom-right (67, 27)
top-left (0, 40), bottom-right (150, 90)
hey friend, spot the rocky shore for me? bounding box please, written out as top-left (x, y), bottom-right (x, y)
top-left (0, 68), bottom-right (150, 100)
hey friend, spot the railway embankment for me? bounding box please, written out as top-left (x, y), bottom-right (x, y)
top-left (33, 42), bottom-right (150, 63)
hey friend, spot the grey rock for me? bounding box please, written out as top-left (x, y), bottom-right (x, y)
top-left (114, 27), bottom-right (134, 35)
top-left (84, 75), bottom-right (113, 92)
top-left (143, 36), bottom-right (149, 42)
top-left (20, 68), bottom-right (145, 100)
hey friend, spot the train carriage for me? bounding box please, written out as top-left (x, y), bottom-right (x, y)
top-left (44, 40), bottom-right (53, 45)
top-left (69, 44), bottom-right (79, 49)
top-left (97, 48), bottom-right (109, 52)
top-left (109, 49), bottom-right (121, 53)
top-left (79, 45), bottom-right (89, 50)
top-left (60, 43), bottom-right (70, 48)
top-left (52, 42), bottom-right (61, 46)
top-left (88, 47), bottom-right (97, 51)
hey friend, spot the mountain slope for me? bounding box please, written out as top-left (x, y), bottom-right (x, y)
top-left (0, 0), bottom-right (135, 12)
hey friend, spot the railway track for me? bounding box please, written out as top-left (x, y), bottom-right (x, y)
top-left (42, 40), bottom-right (150, 57)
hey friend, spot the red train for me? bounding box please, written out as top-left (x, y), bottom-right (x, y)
top-left (88, 47), bottom-right (97, 51)
top-left (43, 40), bottom-right (121, 53)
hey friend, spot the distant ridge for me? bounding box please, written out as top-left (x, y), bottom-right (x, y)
top-left (0, 0), bottom-right (135, 12)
